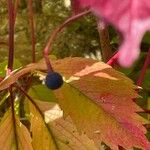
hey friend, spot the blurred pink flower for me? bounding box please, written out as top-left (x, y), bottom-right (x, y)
top-left (72, 0), bottom-right (150, 67)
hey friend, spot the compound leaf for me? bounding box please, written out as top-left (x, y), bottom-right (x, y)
top-left (0, 57), bottom-right (149, 149)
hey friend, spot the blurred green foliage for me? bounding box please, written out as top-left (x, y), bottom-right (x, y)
top-left (0, 0), bottom-right (100, 64)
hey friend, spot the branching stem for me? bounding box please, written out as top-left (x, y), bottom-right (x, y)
top-left (43, 10), bottom-right (91, 72)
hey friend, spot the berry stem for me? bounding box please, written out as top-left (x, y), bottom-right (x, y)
top-left (137, 49), bottom-right (150, 86)
top-left (7, 0), bottom-right (15, 74)
top-left (28, 0), bottom-right (36, 63)
top-left (43, 9), bottom-right (91, 72)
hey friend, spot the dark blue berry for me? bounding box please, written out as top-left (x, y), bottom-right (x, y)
top-left (45, 72), bottom-right (63, 90)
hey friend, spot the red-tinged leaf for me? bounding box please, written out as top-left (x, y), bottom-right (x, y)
top-left (0, 110), bottom-right (33, 150)
top-left (53, 57), bottom-right (150, 149)
top-left (73, 0), bottom-right (150, 67)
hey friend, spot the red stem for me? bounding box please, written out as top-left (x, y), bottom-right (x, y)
top-left (28, 0), bottom-right (36, 63)
top-left (107, 51), bottom-right (119, 66)
top-left (7, 0), bottom-right (15, 74)
top-left (137, 49), bottom-right (150, 86)
top-left (43, 10), bottom-right (91, 72)
top-left (7, 2), bottom-right (18, 147)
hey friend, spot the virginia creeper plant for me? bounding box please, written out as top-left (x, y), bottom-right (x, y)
top-left (0, 0), bottom-right (150, 150)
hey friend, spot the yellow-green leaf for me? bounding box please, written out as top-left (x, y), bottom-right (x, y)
top-left (0, 110), bottom-right (32, 150)
top-left (29, 100), bottom-right (98, 150)
top-left (28, 84), bottom-right (57, 102)
top-left (29, 101), bottom-right (58, 150)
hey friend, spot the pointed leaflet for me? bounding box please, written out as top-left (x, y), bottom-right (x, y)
top-left (29, 99), bottom-right (98, 150)
top-left (0, 110), bottom-right (32, 150)
top-left (0, 57), bottom-right (149, 149)
top-left (73, 0), bottom-right (150, 67)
